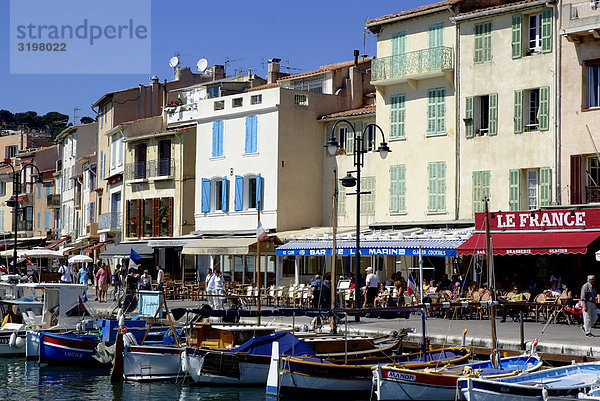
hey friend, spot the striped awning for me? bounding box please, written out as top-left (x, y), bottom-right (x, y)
top-left (275, 239), bottom-right (465, 257)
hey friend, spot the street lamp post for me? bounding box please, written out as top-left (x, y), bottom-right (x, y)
top-left (325, 120), bottom-right (390, 320)
top-left (0, 161), bottom-right (42, 275)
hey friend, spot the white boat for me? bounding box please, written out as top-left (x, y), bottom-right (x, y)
top-left (0, 283), bottom-right (92, 357)
top-left (458, 361), bottom-right (600, 401)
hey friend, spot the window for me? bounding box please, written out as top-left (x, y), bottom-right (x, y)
top-left (587, 64), bottom-right (600, 109)
top-left (391, 32), bottom-right (406, 76)
top-left (428, 162), bottom-right (446, 212)
top-left (390, 165), bottom-right (406, 214)
top-left (214, 101), bottom-right (224, 111)
top-left (0, 181), bottom-right (5, 197)
top-left (207, 86), bottom-right (220, 98)
top-left (390, 94), bottom-right (406, 139)
top-left (5, 145), bottom-right (17, 159)
top-left (287, 76), bottom-right (324, 93)
top-left (251, 94), bottom-right (262, 105)
top-left (509, 167), bottom-right (551, 210)
top-left (512, 8), bottom-right (553, 59)
top-left (294, 94), bottom-right (308, 106)
top-left (212, 120), bottom-right (224, 157)
top-left (232, 98), bottom-right (243, 108)
top-left (245, 115), bottom-right (258, 154)
top-left (0, 210), bottom-right (4, 229)
top-left (514, 87), bottom-right (549, 133)
top-left (474, 21), bottom-right (492, 63)
top-left (134, 143), bottom-right (147, 179)
top-left (465, 94), bottom-right (498, 137)
top-left (364, 123), bottom-right (376, 151)
top-left (360, 177), bottom-right (375, 215)
top-left (428, 23), bottom-right (444, 70)
top-left (158, 139), bottom-right (172, 176)
top-left (212, 177), bottom-right (229, 212)
top-left (337, 181), bottom-right (346, 216)
top-left (427, 88), bottom-right (446, 135)
top-left (472, 171), bottom-right (490, 214)
top-left (232, 174), bottom-right (263, 211)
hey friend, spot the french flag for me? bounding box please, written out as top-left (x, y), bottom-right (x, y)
top-left (256, 221), bottom-right (268, 242)
top-left (407, 273), bottom-right (417, 296)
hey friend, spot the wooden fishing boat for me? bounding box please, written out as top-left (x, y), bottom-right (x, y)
top-left (374, 353), bottom-right (543, 400)
top-left (458, 361), bottom-right (600, 401)
top-left (274, 346), bottom-right (471, 398)
top-left (38, 332), bottom-right (108, 367)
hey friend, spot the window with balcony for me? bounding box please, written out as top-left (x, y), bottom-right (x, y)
top-left (158, 139), bottom-right (172, 176)
top-left (134, 143), bottom-right (147, 179)
top-left (514, 87), bottom-right (549, 133)
top-left (586, 63), bottom-right (600, 109)
top-left (391, 31), bottom-right (406, 76)
top-left (465, 94), bottom-right (498, 137)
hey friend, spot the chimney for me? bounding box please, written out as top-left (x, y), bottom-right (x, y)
top-left (174, 66), bottom-right (193, 81)
top-left (206, 65), bottom-right (225, 81)
top-left (354, 49), bottom-right (359, 67)
top-left (150, 75), bottom-right (159, 84)
top-left (349, 50), bottom-right (363, 109)
top-left (267, 58), bottom-right (281, 84)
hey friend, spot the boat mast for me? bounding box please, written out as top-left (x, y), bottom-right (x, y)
top-left (484, 198), bottom-right (499, 367)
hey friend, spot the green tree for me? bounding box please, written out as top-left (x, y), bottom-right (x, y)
top-left (79, 116), bottom-right (95, 124)
top-left (0, 110), bottom-right (16, 129)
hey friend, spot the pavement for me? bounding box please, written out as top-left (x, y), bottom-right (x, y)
top-left (85, 288), bottom-right (600, 359)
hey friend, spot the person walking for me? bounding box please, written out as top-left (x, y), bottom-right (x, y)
top-left (58, 260), bottom-right (72, 284)
top-left (156, 265), bottom-right (164, 292)
top-left (365, 267), bottom-right (379, 307)
top-left (206, 268), bottom-right (215, 308)
top-left (581, 274), bottom-right (598, 337)
top-left (78, 264), bottom-right (89, 287)
top-left (112, 264), bottom-right (123, 301)
top-left (123, 268), bottom-right (139, 312)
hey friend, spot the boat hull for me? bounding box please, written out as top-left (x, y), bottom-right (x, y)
top-left (39, 332), bottom-right (102, 366)
top-left (183, 348), bottom-right (270, 385)
top-left (123, 345), bottom-right (184, 382)
top-left (0, 331), bottom-right (26, 357)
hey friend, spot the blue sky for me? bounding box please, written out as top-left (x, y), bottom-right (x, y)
top-left (1, 0), bottom-right (430, 121)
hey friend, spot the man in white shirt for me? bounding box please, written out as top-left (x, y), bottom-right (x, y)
top-left (58, 262), bottom-right (72, 283)
top-left (365, 267), bottom-right (378, 307)
top-left (205, 268), bottom-right (215, 308)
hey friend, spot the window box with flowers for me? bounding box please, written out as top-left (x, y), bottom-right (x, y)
top-left (166, 98), bottom-right (186, 114)
top-left (143, 216), bottom-right (152, 236)
top-left (129, 216), bottom-right (138, 237)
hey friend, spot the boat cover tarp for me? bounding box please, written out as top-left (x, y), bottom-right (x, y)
top-left (232, 332), bottom-right (315, 356)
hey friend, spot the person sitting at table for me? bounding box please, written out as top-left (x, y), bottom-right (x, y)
top-left (559, 282), bottom-right (573, 305)
top-left (466, 282), bottom-right (479, 299)
top-left (427, 280), bottom-right (438, 295)
top-left (544, 281), bottom-right (561, 297)
top-left (450, 282), bottom-right (462, 301)
top-left (374, 282), bottom-right (388, 308)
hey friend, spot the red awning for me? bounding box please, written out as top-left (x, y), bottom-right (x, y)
top-left (44, 237), bottom-right (69, 249)
top-left (457, 231), bottom-right (600, 256)
top-left (86, 241), bottom-right (110, 253)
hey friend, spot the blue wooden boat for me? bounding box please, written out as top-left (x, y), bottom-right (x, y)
top-left (38, 332), bottom-right (107, 366)
top-left (458, 361), bottom-right (600, 401)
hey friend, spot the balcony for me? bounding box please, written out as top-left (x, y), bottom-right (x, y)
top-left (98, 212), bottom-right (122, 232)
top-left (166, 102), bottom-right (198, 127)
top-left (86, 222), bottom-right (98, 237)
top-left (148, 158), bottom-right (175, 179)
top-left (371, 46), bottom-right (454, 89)
top-left (17, 220), bottom-right (33, 232)
top-left (125, 162), bottom-right (147, 181)
top-left (562, 0), bottom-right (600, 40)
top-left (47, 194), bottom-right (60, 209)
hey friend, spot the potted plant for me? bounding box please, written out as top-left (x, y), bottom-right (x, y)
top-left (143, 216), bottom-right (152, 225)
top-left (159, 204), bottom-right (169, 223)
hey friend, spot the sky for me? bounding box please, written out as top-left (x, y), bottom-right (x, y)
top-left (0, 0), bottom-right (431, 122)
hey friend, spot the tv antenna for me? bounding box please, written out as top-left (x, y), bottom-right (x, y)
top-left (282, 59), bottom-right (302, 72)
top-left (224, 56), bottom-right (244, 74)
top-left (73, 107), bottom-right (80, 125)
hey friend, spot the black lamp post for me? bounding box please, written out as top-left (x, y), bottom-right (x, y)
top-left (325, 120), bottom-right (390, 320)
top-left (0, 161), bottom-right (42, 275)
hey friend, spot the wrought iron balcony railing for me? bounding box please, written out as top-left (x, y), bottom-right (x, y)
top-left (47, 194), bottom-right (60, 208)
top-left (125, 161), bottom-right (147, 180)
top-left (17, 220), bottom-right (33, 232)
top-left (98, 212), bottom-right (122, 231)
top-left (371, 46), bottom-right (454, 83)
top-left (148, 158), bottom-right (174, 178)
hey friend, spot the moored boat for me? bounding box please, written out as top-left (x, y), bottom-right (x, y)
top-left (38, 331), bottom-right (107, 367)
top-left (458, 361), bottom-right (600, 401)
top-left (373, 353), bottom-right (543, 400)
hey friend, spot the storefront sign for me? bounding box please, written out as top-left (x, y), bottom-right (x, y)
top-left (277, 247), bottom-right (456, 257)
top-left (476, 209), bottom-right (600, 231)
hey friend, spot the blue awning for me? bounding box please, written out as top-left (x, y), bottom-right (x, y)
top-left (275, 239), bottom-right (465, 257)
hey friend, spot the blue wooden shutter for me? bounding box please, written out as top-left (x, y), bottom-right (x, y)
top-left (37, 212), bottom-right (40, 229)
top-left (221, 176), bottom-right (229, 212)
top-left (100, 150), bottom-right (104, 179)
top-left (251, 116), bottom-right (257, 153)
top-left (45, 184), bottom-right (50, 198)
top-left (201, 178), bottom-right (210, 213)
top-left (234, 175), bottom-right (243, 211)
top-left (212, 121), bottom-right (223, 157)
top-left (245, 116), bottom-right (255, 154)
top-left (44, 212), bottom-right (50, 229)
top-left (256, 173), bottom-right (263, 210)
top-left (391, 32), bottom-right (406, 76)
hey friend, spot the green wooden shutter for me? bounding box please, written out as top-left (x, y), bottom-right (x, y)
top-left (514, 90), bottom-right (523, 134)
top-left (438, 162), bottom-right (446, 212)
top-left (489, 93), bottom-right (498, 136)
top-left (483, 171), bottom-right (490, 205)
top-left (390, 165), bottom-right (399, 213)
top-left (437, 88), bottom-right (446, 134)
top-left (541, 8), bottom-right (553, 53)
top-left (539, 86), bottom-right (550, 131)
top-left (483, 22), bottom-right (492, 62)
top-left (509, 169), bottom-right (520, 211)
top-left (465, 96), bottom-right (474, 138)
top-left (346, 125), bottom-right (355, 155)
top-left (427, 91), bottom-right (436, 135)
top-left (472, 171), bottom-right (481, 214)
top-left (428, 163), bottom-right (436, 211)
top-left (512, 14), bottom-right (522, 59)
top-left (337, 182), bottom-right (345, 216)
top-left (540, 167), bottom-right (551, 206)
top-left (360, 177), bottom-right (375, 215)
top-left (392, 32), bottom-right (406, 76)
top-left (390, 95), bottom-right (405, 139)
top-left (474, 24), bottom-right (483, 63)
top-left (398, 165), bottom-right (406, 213)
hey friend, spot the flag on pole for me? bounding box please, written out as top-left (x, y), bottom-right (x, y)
top-left (256, 221), bottom-right (268, 242)
top-left (128, 248), bottom-right (141, 270)
top-left (407, 273), bottom-right (417, 296)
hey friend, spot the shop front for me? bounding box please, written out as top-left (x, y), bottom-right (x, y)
top-left (457, 208), bottom-right (600, 291)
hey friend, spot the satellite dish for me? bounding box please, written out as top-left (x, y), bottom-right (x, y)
top-left (197, 58), bottom-right (208, 72)
top-left (169, 56), bottom-right (180, 68)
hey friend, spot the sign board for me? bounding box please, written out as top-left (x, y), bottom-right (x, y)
top-left (138, 290), bottom-right (162, 317)
top-left (476, 209), bottom-right (600, 231)
top-left (276, 247), bottom-right (456, 257)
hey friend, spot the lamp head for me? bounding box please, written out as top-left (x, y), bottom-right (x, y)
top-left (31, 173), bottom-right (42, 184)
top-left (341, 172), bottom-right (357, 188)
top-left (324, 136), bottom-right (339, 156)
top-left (376, 141), bottom-right (391, 159)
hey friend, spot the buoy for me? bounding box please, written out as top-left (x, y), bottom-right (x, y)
top-left (15, 336), bottom-right (25, 348)
top-left (180, 352), bottom-right (188, 373)
top-left (9, 333), bottom-right (17, 347)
